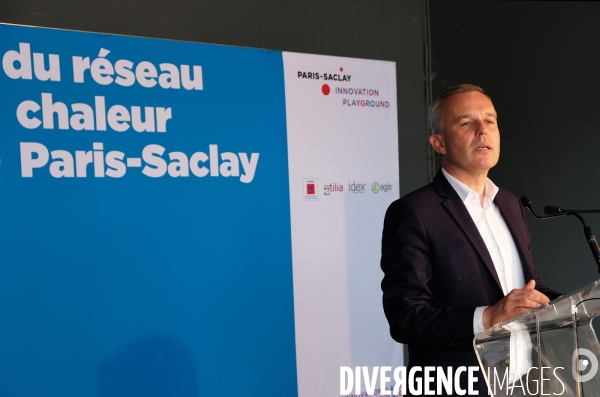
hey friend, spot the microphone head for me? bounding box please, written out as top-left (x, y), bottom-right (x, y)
top-left (520, 196), bottom-right (532, 208)
top-left (544, 205), bottom-right (563, 215)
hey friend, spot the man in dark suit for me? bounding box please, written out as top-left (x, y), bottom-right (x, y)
top-left (380, 84), bottom-right (561, 395)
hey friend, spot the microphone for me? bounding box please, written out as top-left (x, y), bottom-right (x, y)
top-left (544, 205), bottom-right (600, 215)
top-left (543, 204), bottom-right (600, 274)
top-left (544, 205), bottom-right (562, 215)
top-left (520, 196), bottom-right (565, 220)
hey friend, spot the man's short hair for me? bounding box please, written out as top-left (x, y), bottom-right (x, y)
top-left (428, 84), bottom-right (490, 135)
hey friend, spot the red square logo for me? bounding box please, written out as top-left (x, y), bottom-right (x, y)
top-left (306, 184), bottom-right (315, 195)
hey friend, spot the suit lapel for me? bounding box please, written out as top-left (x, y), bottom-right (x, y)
top-left (493, 191), bottom-right (535, 281)
top-left (434, 171), bottom-right (503, 291)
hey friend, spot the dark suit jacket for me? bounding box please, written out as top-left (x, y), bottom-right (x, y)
top-left (380, 171), bottom-right (561, 391)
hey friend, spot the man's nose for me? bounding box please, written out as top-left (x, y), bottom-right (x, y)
top-left (475, 119), bottom-right (488, 135)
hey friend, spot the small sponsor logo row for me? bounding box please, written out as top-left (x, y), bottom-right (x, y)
top-left (303, 179), bottom-right (393, 201)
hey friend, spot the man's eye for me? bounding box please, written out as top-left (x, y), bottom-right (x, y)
top-left (460, 121), bottom-right (471, 127)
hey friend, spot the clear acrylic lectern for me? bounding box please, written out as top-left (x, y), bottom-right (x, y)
top-left (474, 280), bottom-right (600, 396)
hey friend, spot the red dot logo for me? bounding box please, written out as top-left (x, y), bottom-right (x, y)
top-left (340, 67), bottom-right (344, 72)
top-left (322, 84), bottom-right (330, 95)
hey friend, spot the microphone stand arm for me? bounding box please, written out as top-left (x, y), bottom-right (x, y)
top-left (561, 211), bottom-right (600, 274)
top-left (522, 196), bottom-right (600, 274)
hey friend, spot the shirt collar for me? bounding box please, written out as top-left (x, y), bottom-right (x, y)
top-left (441, 167), bottom-right (499, 203)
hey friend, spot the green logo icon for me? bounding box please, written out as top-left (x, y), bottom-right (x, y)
top-left (371, 182), bottom-right (380, 193)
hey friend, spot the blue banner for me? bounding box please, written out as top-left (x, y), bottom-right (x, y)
top-left (0, 24), bottom-right (297, 396)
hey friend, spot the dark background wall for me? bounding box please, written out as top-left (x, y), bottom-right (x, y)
top-left (0, 0), bottom-right (430, 196)
top-left (430, 0), bottom-right (600, 294)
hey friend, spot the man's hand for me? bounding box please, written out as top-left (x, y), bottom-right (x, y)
top-left (482, 280), bottom-right (550, 329)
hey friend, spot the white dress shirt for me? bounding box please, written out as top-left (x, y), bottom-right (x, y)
top-left (441, 168), bottom-right (526, 333)
top-left (442, 169), bottom-right (532, 383)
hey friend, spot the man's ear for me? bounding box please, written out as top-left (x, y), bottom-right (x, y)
top-left (429, 133), bottom-right (446, 155)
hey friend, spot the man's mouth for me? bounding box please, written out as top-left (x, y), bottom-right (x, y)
top-left (476, 144), bottom-right (491, 150)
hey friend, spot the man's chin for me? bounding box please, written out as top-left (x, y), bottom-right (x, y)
top-left (474, 157), bottom-right (499, 171)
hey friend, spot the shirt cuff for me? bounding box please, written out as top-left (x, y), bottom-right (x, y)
top-left (473, 306), bottom-right (487, 334)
